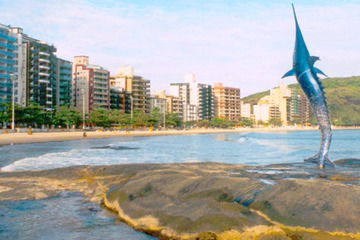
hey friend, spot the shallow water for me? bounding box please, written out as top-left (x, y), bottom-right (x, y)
top-left (1, 130), bottom-right (359, 239)
top-left (0, 192), bottom-right (156, 240)
top-left (1, 130), bottom-right (360, 171)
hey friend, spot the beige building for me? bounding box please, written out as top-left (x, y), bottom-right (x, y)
top-left (253, 84), bottom-right (289, 125)
top-left (269, 83), bottom-right (291, 125)
top-left (155, 90), bottom-right (183, 117)
top-left (72, 56), bottom-right (110, 114)
top-left (253, 96), bottom-right (280, 123)
top-left (213, 83), bottom-right (241, 120)
top-left (253, 83), bottom-right (311, 125)
top-left (110, 66), bottom-right (150, 113)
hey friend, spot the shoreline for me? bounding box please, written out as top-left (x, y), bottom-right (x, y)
top-left (0, 126), bottom-right (359, 146)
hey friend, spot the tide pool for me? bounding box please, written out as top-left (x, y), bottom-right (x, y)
top-left (0, 192), bottom-right (156, 240)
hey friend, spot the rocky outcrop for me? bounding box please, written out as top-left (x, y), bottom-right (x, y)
top-left (0, 161), bottom-right (359, 240)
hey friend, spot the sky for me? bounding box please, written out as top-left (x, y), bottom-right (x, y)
top-left (1, 0), bottom-right (360, 96)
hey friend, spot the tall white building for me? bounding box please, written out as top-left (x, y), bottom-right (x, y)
top-left (240, 101), bottom-right (251, 119)
top-left (170, 73), bottom-right (214, 122)
top-left (253, 96), bottom-right (271, 123)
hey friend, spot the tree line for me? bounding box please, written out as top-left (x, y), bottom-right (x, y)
top-left (0, 103), bottom-right (183, 129)
top-left (0, 103), bottom-right (257, 129)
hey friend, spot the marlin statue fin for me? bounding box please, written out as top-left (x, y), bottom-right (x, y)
top-left (309, 56), bottom-right (320, 66)
top-left (313, 67), bottom-right (328, 77)
top-left (282, 69), bottom-right (296, 79)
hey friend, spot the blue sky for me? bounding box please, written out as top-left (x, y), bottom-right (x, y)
top-left (1, 0), bottom-right (360, 96)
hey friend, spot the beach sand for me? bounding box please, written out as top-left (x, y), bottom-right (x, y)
top-left (0, 127), bottom-right (317, 146)
top-left (0, 126), bottom-right (358, 146)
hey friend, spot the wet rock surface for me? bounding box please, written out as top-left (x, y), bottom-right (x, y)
top-left (0, 161), bottom-right (359, 240)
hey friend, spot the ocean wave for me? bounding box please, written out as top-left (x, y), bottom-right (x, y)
top-left (1, 148), bottom-right (130, 172)
top-left (237, 137), bottom-right (248, 143)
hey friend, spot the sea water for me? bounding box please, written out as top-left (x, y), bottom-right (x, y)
top-left (0, 192), bottom-right (156, 240)
top-left (1, 130), bottom-right (360, 239)
top-left (1, 130), bottom-right (360, 171)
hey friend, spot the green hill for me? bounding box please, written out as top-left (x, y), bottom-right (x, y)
top-left (242, 76), bottom-right (360, 126)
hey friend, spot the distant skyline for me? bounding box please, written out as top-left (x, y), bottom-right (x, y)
top-left (2, 0), bottom-right (360, 96)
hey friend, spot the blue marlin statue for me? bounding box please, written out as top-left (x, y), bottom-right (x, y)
top-left (282, 4), bottom-right (335, 168)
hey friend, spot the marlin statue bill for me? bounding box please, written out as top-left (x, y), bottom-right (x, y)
top-left (282, 4), bottom-right (335, 168)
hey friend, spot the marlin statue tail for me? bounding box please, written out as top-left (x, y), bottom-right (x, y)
top-left (282, 4), bottom-right (335, 168)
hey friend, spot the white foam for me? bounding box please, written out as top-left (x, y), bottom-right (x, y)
top-left (237, 137), bottom-right (248, 143)
top-left (250, 138), bottom-right (295, 152)
top-left (1, 148), bottom-right (130, 172)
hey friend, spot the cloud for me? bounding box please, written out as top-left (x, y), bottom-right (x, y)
top-left (1, 0), bottom-right (360, 96)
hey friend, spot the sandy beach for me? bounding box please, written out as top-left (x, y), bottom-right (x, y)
top-left (0, 126), bottom-right (358, 146)
top-left (0, 127), bottom-right (319, 146)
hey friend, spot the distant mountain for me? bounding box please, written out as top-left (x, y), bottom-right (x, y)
top-left (242, 76), bottom-right (360, 126)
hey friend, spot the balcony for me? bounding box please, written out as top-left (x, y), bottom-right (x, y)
top-left (0, 73), bottom-right (11, 79)
top-left (39, 72), bottom-right (50, 77)
top-left (0, 58), bottom-right (16, 65)
top-left (0, 42), bottom-right (17, 50)
top-left (38, 79), bottom-right (49, 84)
top-left (60, 70), bottom-right (72, 74)
top-left (0, 81), bottom-right (12, 88)
top-left (39, 65), bottom-right (50, 70)
top-left (94, 85), bottom-right (108, 90)
top-left (0, 32), bottom-right (17, 42)
top-left (0, 66), bottom-right (16, 72)
top-left (39, 58), bottom-right (50, 63)
top-left (59, 83), bottom-right (70, 88)
top-left (0, 50), bottom-right (16, 57)
top-left (39, 51), bottom-right (50, 56)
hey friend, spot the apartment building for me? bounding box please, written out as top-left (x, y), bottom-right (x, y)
top-left (253, 95), bottom-right (281, 124)
top-left (25, 37), bottom-right (58, 110)
top-left (0, 25), bottom-right (58, 109)
top-left (0, 24), bottom-right (17, 105)
top-left (213, 83), bottom-right (241, 120)
top-left (0, 24), bottom-right (30, 107)
top-left (149, 95), bottom-right (167, 113)
top-left (253, 83), bottom-right (311, 125)
top-left (1, 23), bottom-right (73, 109)
top-left (110, 66), bottom-right (150, 113)
top-left (170, 73), bottom-right (214, 121)
top-left (73, 56), bottom-right (110, 114)
top-left (269, 83), bottom-right (291, 125)
top-left (56, 58), bottom-right (72, 107)
top-left (241, 101), bottom-right (251, 119)
top-left (155, 90), bottom-right (183, 117)
top-left (300, 93), bottom-right (311, 123)
top-left (109, 87), bottom-right (131, 113)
